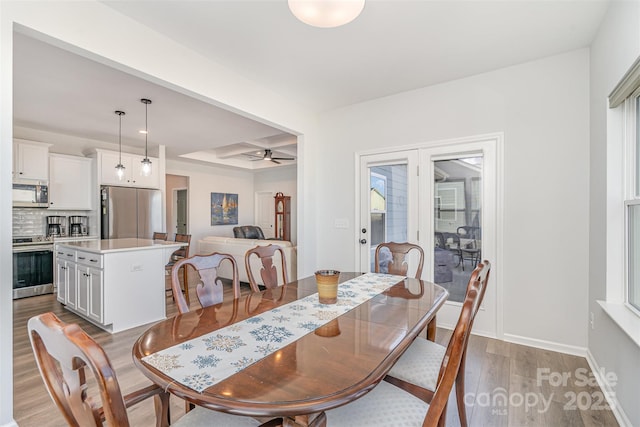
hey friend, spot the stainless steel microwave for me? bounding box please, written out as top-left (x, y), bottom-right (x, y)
top-left (12, 182), bottom-right (49, 208)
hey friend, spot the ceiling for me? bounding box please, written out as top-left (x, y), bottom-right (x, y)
top-left (12, 0), bottom-right (610, 170)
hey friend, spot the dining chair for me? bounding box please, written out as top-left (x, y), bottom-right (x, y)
top-left (28, 311), bottom-right (170, 427)
top-left (325, 277), bottom-right (483, 427)
top-left (171, 252), bottom-right (241, 314)
top-left (374, 241), bottom-right (425, 278)
top-left (166, 233), bottom-right (191, 303)
top-left (384, 260), bottom-right (491, 427)
top-left (245, 244), bottom-right (289, 292)
top-left (153, 231), bottom-right (168, 240)
top-left (28, 312), bottom-right (284, 427)
top-left (375, 241), bottom-right (437, 340)
top-left (456, 226), bottom-right (481, 271)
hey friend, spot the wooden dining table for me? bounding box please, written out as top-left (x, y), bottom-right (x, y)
top-left (132, 272), bottom-right (448, 427)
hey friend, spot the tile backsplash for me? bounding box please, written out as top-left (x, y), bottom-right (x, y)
top-left (13, 208), bottom-right (96, 237)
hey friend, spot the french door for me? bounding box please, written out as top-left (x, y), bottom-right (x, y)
top-left (358, 135), bottom-right (500, 337)
top-left (358, 151), bottom-right (420, 277)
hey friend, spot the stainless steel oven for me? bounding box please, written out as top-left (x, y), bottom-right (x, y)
top-left (12, 237), bottom-right (54, 299)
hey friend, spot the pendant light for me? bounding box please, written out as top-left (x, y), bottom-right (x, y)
top-left (114, 110), bottom-right (126, 180)
top-left (140, 98), bottom-right (152, 176)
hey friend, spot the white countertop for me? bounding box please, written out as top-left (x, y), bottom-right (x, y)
top-left (56, 238), bottom-right (185, 254)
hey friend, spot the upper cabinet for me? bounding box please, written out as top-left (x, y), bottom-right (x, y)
top-left (13, 140), bottom-right (50, 181)
top-left (96, 149), bottom-right (159, 189)
top-left (49, 154), bottom-right (93, 210)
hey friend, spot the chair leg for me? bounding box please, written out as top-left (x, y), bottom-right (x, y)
top-left (427, 317), bottom-right (437, 342)
top-left (455, 351), bottom-right (469, 427)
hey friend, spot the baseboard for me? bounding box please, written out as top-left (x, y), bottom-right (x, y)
top-left (502, 333), bottom-right (587, 357)
top-left (0, 420), bottom-right (18, 427)
top-left (586, 350), bottom-right (632, 427)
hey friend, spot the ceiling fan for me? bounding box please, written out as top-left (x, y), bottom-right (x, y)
top-left (247, 149), bottom-right (295, 164)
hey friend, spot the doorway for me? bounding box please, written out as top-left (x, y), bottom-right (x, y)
top-left (358, 151), bottom-right (419, 276)
top-left (166, 174), bottom-right (189, 238)
top-left (176, 189), bottom-right (187, 235)
top-left (358, 135), bottom-right (501, 338)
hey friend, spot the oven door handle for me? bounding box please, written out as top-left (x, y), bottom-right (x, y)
top-left (12, 245), bottom-right (54, 253)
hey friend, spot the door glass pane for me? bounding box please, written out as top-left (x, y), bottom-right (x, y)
top-left (370, 165), bottom-right (408, 272)
top-left (434, 157), bottom-right (482, 302)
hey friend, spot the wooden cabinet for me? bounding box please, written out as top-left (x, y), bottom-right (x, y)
top-left (274, 192), bottom-right (291, 241)
top-left (49, 153), bottom-right (93, 210)
top-left (13, 140), bottom-right (50, 181)
top-left (98, 150), bottom-right (159, 188)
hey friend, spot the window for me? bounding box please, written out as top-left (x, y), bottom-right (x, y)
top-left (626, 89), bottom-right (640, 314)
top-left (601, 56), bottom-right (640, 346)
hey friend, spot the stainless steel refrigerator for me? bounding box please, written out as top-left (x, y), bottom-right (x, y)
top-left (100, 186), bottom-right (162, 239)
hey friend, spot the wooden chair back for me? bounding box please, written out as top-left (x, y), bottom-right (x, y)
top-left (245, 244), bottom-right (289, 292)
top-left (171, 252), bottom-right (241, 314)
top-left (172, 233), bottom-right (192, 259)
top-left (152, 232), bottom-right (168, 240)
top-left (375, 242), bottom-right (425, 279)
top-left (422, 278), bottom-right (484, 426)
top-left (27, 312), bottom-right (168, 427)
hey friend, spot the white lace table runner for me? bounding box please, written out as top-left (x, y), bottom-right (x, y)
top-left (142, 273), bottom-right (404, 393)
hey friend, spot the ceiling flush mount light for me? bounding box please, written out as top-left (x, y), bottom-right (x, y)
top-left (114, 110), bottom-right (126, 180)
top-left (288, 0), bottom-right (365, 28)
top-left (140, 98), bottom-right (152, 177)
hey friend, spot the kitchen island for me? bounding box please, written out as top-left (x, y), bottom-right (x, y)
top-left (55, 238), bottom-right (185, 333)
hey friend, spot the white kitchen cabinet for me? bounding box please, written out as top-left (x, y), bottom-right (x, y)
top-left (49, 153), bottom-right (93, 210)
top-left (55, 239), bottom-right (182, 333)
top-left (13, 140), bottom-right (50, 181)
top-left (56, 246), bottom-right (77, 307)
top-left (55, 257), bottom-right (67, 304)
top-left (75, 251), bottom-right (104, 323)
top-left (88, 267), bottom-right (103, 323)
top-left (98, 150), bottom-right (159, 188)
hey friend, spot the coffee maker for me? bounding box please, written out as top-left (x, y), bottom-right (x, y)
top-left (46, 216), bottom-right (66, 238)
top-left (68, 216), bottom-right (88, 237)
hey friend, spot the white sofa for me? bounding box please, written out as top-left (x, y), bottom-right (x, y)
top-left (197, 236), bottom-right (296, 285)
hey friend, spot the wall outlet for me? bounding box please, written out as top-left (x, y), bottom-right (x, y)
top-left (590, 311), bottom-right (595, 329)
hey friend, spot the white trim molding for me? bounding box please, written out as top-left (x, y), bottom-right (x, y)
top-left (586, 350), bottom-right (632, 427)
top-left (609, 55), bottom-right (640, 108)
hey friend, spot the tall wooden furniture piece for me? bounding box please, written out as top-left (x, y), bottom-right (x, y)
top-left (325, 277), bottom-right (483, 426)
top-left (165, 233), bottom-right (191, 303)
top-left (245, 244), bottom-right (289, 292)
top-left (171, 252), bottom-right (241, 314)
top-left (384, 261), bottom-right (492, 427)
top-left (27, 312), bottom-right (170, 427)
top-left (274, 192), bottom-right (291, 241)
top-left (153, 232), bottom-right (168, 240)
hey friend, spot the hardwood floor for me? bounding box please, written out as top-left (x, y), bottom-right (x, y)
top-left (13, 282), bottom-right (619, 426)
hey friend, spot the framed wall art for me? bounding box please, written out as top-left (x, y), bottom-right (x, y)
top-left (211, 192), bottom-right (238, 225)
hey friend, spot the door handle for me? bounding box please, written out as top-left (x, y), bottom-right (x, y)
top-left (360, 239), bottom-right (367, 244)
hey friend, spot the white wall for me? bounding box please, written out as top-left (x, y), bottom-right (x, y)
top-left (166, 159), bottom-right (259, 245)
top-left (589, 1), bottom-right (640, 426)
top-left (314, 50), bottom-right (590, 350)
